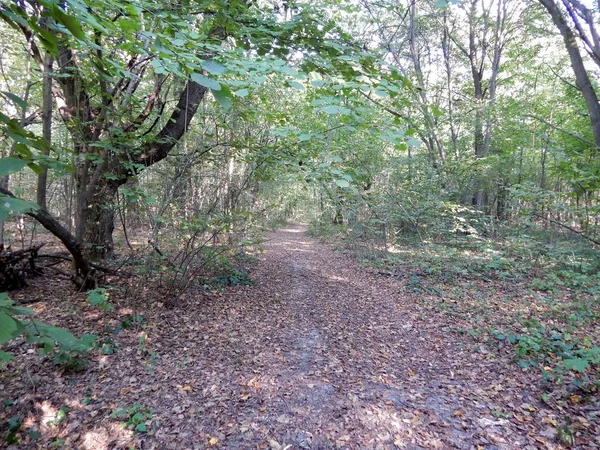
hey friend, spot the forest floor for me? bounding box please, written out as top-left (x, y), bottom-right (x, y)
top-left (1, 225), bottom-right (599, 449)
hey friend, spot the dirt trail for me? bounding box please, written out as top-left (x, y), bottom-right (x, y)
top-left (2, 225), bottom-right (563, 449)
top-left (166, 225), bottom-right (536, 449)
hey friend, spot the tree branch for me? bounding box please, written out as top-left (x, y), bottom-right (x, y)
top-left (533, 212), bottom-right (600, 245)
top-left (0, 186), bottom-right (91, 278)
top-left (134, 80), bottom-right (208, 169)
top-left (525, 113), bottom-right (600, 149)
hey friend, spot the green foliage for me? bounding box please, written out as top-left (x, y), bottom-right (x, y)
top-left (0, 293), bottom-right (96, 370)
top-left (110, 404), bottom-right (153, 433)
top-left (0, 157), bottom-right (27, 177)
top-left (87, 288), bottom-right (112, 312)
top-left (5, 415), bottom-right (22, 444)
top-left (209, 257), bottom-right (253, 288)
top-left (531, 277), bottom-right (556, 292)
top-left (493, 319), bottom-right (600, 386)
top-left (52, 333), bottom-right (96, 372)
top-left (96, 336), bottom-right (119, 355)
top-left (120, 314), bottom-right (145, 330)
top-left (0, 158), bottom-right (39, 221)
top-left (45, 407), bottom-right (69, 428)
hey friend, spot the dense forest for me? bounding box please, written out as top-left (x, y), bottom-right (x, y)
top-left (0, 0), bottom-right (599, 448)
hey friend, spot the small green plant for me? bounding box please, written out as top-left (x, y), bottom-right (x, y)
top-left (0, 293), bottom-right (96, 370)
top-left (5, 415), bottom-right (22, 444)
top-left (87, 288), bottom-right (112, 312)
top-left (54, 343), bottom-right (94, 372)
top-left (121, 314), bottom-right (144, 329)
top-left (210, 257), bottom-right (252, 288)
top-left (46, 407), bottom-right (69, 428)
top-left (96, 336), bottom-right (119, 355)
top-left (490, 408), bottom-right (511, 419)
top-left (52, 333), bottom-right (96, 372)
top-left (137, 333), bottom-right (149, 355)
top-left (49, 438), bottom-right (66, 448)
top-left (492, 319), bottom-right (600, 387)
top-left (110, 404), bottom-right (153, 433)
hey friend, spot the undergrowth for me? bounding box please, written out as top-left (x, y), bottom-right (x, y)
top-left (311, 217), bottom-right (600, 394)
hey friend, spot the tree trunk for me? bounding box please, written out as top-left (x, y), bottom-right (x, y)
top-left (81, 181), bottom-right (118, 260)
top-left (538, 0), bottom-right (600, 148)
top-left (37, 53), bottom-right (53, 210)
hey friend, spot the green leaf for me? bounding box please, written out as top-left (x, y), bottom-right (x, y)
top-left (287, 80), bottom-right (305, 91)
top-left (37, 27), bottom-right (59, 53)
top-left (53, 7), bottom-right (86, 40)
top-left (117, 17), bottom-right (141, 32)
top-left (564, 358), bottom-right (589, 372)
top-left (3, 305), bottom-right (33, 316)
top-left (80, 334), bottom-right (97, 348)
top-left (191, 73), bottom-right (220, 91)
top-left (14, 143), bottom-right (32, 158)
top-left (0, 158), bottom-right (27, 177)
top-left (8, 415), bottom-right (22, 432)
top-left (0, 351), bottom-right (14, 364)
top-left (5, 432), bottom-right (19, 444)
top-left (27, 163), bottom-right (44, 175)
top-left (0, 196), bottom-right (38, 221)
top-left (201, 60), bottom-right (226, 75)
top-left (0, 292), bottom-right (13, 306)
top-left (37, 324), bottom-right (79, 349)
top-left (211, 85), bottom-right (232, 110)
top-left (27, 429), bottom-right (41, 440)
top-left (234, 89), bottom-right (249, 97)
top-left (335, 179), bottom-right (350, 188)
top-left (135, 422), bottom-right (147, 433)
top-left (0, 312), bottom-right (20, 344)
top-left (431, 105), bottom-right (443, 117)
top-left (0, 91), bottom-right (27, 109)
top-left (280, 65), bottom-right (298, 77)
top-left (321, 105), bottom-right (351, 115)
top-left (150, 60), bottom-right (168, 75)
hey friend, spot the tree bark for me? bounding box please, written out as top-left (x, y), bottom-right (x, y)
top-left (80, 181), bottom-right (119, 260)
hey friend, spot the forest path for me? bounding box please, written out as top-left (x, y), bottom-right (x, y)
top-left (154, 225), bottom-right (536, 450)
top-left (3, 225), bottom-right (550, 450)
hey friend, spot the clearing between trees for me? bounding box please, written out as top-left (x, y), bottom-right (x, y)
top-left (1, 225), bottom-right (598, 449)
